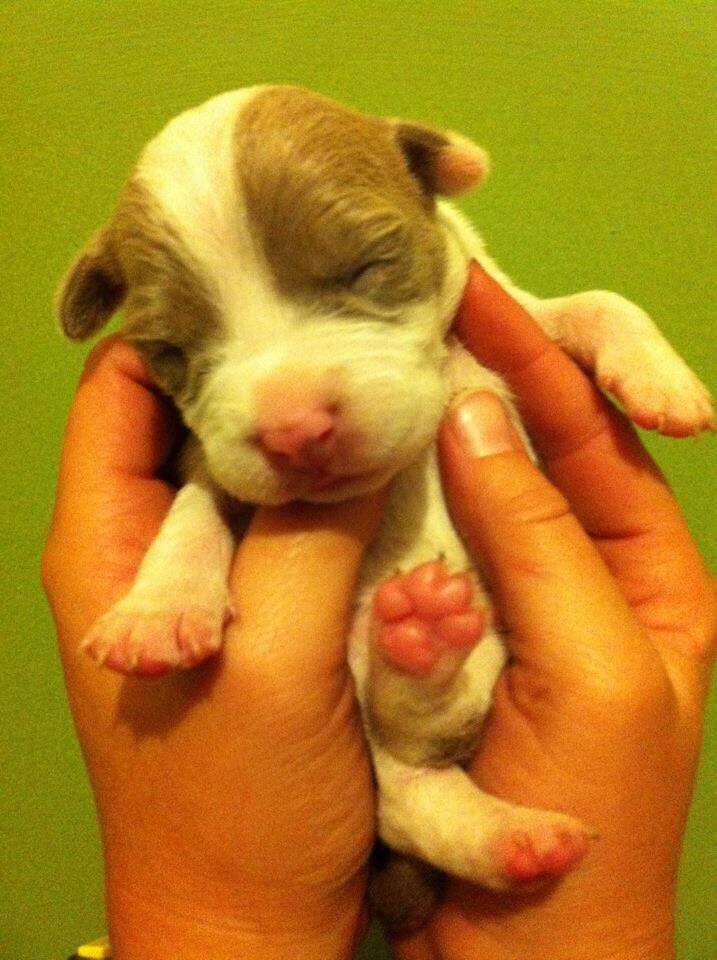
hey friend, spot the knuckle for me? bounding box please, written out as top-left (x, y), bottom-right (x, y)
top-left (504, 659), bottom-right (677, 729)
top-left (499, 479), bottom-right (573, 529)
top-left (584, 660), bottom-right (678, 723)
top-left (704, 572), bottom-right (717, 632)
top-left (499, 664), bottom-right (556, 724)
top-left (693, 573), bottom-right (717, 663)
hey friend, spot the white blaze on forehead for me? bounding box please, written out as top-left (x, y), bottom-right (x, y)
top-left (133, 85), bottom-right (285, 331)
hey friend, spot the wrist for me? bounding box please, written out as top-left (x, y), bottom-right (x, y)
top-left (105, 871), bottom-right (367, 960)
top-left (428, 925), bottom-right (674, 960)
top-left (424, 869), bottom-right (675, 960)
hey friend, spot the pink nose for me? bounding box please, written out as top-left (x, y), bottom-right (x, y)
top-left (256, 407), bottom-right (337, 471)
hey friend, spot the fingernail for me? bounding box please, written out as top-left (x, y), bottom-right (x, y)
top-left (447, 392), bottom-right (524, 457)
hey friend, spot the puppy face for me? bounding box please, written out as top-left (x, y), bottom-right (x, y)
top-left (57, 86), bottom-right (488, 504)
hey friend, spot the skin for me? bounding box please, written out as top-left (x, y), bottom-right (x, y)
top-left (42, 263), bottom-right (715, 959)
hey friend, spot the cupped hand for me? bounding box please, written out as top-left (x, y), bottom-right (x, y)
top-left (395, 263), bottom-right (716, 960)
top-left (42, 337), bottom-right (385, 960)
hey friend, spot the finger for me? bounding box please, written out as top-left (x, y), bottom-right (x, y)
top-left (225, 492), bottom-right (387, 722)
top-left (63, 335), bottom-right (179, 480)
top-left (45, 337), bottom-right (178, 632)
top-left (438, 392), bottom-right (666, 693)
top-left (454, 264), bottom-right (716, 686)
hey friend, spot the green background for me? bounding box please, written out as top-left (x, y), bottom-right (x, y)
top-left (1, 1), bottom-right (714, 957)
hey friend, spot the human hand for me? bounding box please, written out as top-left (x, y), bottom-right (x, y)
top-left (42, 337), bottom-right (384, 960)
top-left (394, 263), bottom-right (716, 960)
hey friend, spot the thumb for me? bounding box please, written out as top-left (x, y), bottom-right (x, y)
top-left (438, 392), bottom-right (661, 689)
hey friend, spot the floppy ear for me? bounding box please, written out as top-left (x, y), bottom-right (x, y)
top-left (55, 226), bottom-right (126, 340)
top-left (392, 120), bottom-right (490, 197)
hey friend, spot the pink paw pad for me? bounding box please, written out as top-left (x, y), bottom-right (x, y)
top-left (497, 829), bottom-right (589, 885)
top-left (373, 560), bottom-right (486, 678)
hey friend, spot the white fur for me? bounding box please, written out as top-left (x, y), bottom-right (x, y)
top-left (136, 86), bottom-right (268, 318)
top-left (81, 478), bottom-right (235, 669)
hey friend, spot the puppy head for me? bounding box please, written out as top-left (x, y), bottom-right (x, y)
top-left (56, 85), bottom-right (489, 504)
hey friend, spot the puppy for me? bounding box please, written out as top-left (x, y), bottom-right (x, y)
top-left (56, 85), bottom-right (714, 931)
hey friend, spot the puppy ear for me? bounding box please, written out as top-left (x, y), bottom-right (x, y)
top-left (55, 227), bottom-right (126, 340)
top-left (392, 120), bottom-right (490, 197)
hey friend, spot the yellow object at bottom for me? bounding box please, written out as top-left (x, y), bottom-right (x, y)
top-left (76, 936), bottom-right (112, 959)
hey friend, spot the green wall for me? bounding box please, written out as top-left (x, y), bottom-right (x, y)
top-left (1, 2), bottom-right (714, 957)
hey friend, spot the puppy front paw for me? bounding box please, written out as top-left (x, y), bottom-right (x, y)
top-left (597, 346), bottom-right (714, 437)
top-left (373, 560), bottom-right (487, 679)
top-left (81, 594), bottom-right (234, 676)
top-left (587, 298), bottom-right (715, 436)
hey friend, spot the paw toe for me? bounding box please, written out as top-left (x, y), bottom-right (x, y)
top-left (177, 611), bottom-right (222, 666)
top-left (80, 603), bottom-right (227, 677)
top-left (434, 609), bottom-right (487, 649)
top-left (599, 358), bottom-right (714, 438)
top-left (379, 620), bottom-right (438, 677)
top-left (373, 561), bottom-right (487, 678)
top-left (495, 824), bottom-right (589, 886)
top-left (373, 577), bottom-right (415, 622)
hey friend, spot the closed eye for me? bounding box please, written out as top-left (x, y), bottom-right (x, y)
top-left (341, 259), bottom-right (395, 290)
top-left (129, 337), bottom-right (188, 396)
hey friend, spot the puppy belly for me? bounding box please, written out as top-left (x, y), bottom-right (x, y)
top-left (349, 428), bottom-right (499, 750)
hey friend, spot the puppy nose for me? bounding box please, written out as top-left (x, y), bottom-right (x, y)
top-left (256, 406), bottom-right (337, 470)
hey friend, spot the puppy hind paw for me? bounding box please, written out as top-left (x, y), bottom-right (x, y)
top-left (488, 813), bottom-right (595, 891)
top-left (373, 560), bottom-right (487, 678)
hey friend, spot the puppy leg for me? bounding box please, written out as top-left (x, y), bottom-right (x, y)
top-left (81, 478), bottom-right (235, 676)
top-left (372, 742), bottom-right (592, 892)
top-left (439, 202), bottom-right (712, 434)
top-left (524, 289), bottom-right (715, 436)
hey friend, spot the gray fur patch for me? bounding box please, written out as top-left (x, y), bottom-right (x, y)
top-left (113, 178), bottom-right (223, 403)
top-left (236, 85), bottom-right (447, 311)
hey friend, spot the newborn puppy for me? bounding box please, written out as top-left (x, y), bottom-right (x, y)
top-left (56, 85), bottom-right (714, 931)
